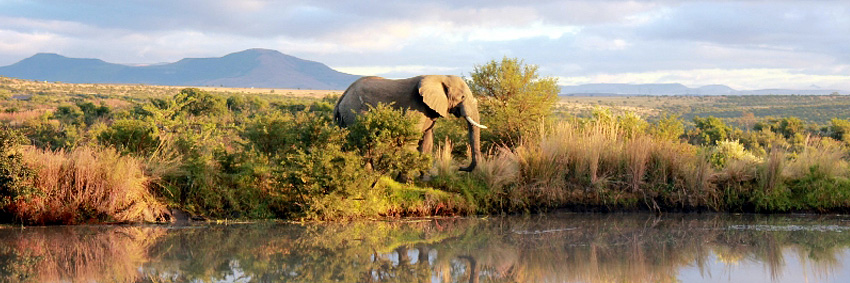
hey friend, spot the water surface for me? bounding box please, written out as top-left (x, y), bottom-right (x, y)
top-left (2, 213), bottom-right (850, 282)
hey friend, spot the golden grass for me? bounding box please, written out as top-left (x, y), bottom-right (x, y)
top-left (784, 139), bottom-right (848, 179)
top-left (470, 119), bottom-right (721, 210)
top-left (0, 76), bottom-right (342, 99)
top-left (431, 138), bottom-right (456, 177)
top-left (0, 109), bottom-right (50, 126)
top-left (13, 146), bottom-right (168, 224)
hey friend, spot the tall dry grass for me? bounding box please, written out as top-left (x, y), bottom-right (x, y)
top-left (431, 138), bottom-right (456, 178)
top-left (0, 109), bottom-right (50, 126)
top-left (784, 139), bottom-right (848, 179)
top-left (475, 120), bottom-right (717, 210)
top-left (12, 146), bottom-right (168, 224)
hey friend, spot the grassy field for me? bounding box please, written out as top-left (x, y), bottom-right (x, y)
top-left (0, 77), bottom-right (342, 99)
top-left (559, 94), bottom-right (850, 126)
top-left (4, 76), bottom-right (850, 224)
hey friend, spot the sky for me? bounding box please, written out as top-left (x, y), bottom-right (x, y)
top-left (1, 0), bottom-right (849, 90)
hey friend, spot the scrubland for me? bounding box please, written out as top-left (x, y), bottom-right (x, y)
top-left (4, 58), bottom-right (850, 224)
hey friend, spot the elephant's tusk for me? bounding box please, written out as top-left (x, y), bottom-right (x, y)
top-left (466, 116), bottom-right (488, 129)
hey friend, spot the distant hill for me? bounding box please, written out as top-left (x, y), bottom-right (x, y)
top-left (0, 49), bottom-right (361, 90)
top-left (561, 83), bottom-right (846, 96)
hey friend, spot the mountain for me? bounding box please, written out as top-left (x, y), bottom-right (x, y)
top-left (0, 49), bottom-right (360, 90)
top-left (561, 83), bottom-right (846, 96)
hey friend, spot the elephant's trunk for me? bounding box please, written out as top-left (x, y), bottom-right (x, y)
top-left (459, 100), bottom-right (483, 172)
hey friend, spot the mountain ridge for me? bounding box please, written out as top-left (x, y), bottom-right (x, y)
top-left (0, 49), bottom-right (360, 90)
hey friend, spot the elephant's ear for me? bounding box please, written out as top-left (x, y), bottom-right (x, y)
top-left (418, 76), bottom-right (449, 117)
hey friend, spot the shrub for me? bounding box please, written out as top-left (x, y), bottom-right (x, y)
top-left (244, 110), bottom-right (347, 157)
top-left (23, 117), bottom-right (81, 151)
top-left (346, 104), bottom-right (430, 180)
top-left (53, 104), bottom-right (84, 125)
top-left (787, 166), bottom-right (850, 211)
top-left (227, 95), bottom-right (268, 114)
top-left (709, 140), bottom-right (761, 169)
top-left (76, 101), bottom-right (110, 126)
top-left (0, 126), bottom-right (36, 215)
top-left (650, 114), bottom-right (685, 142)
top-left (827, 118), bottom-right (850, 143)
top-left (274, 145), bottom-right (375, 219)
top-left (97, 119), bottom-right (160, 156)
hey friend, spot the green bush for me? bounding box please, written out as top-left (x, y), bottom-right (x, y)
top-left (97, 119), bottom-right (160, 156)
top-left (53, 104), bottom-right (84, 125)
top-left (709, 140), bottom-right (760, 169)
top-left (23, 117), bottom-right (80, 151)
top-left (650, 114), bottom-right (685, 142)
top-left (827, 118), bottom-right (850, 142)
top-left (274, 145), bottom-right (375, 219)
top-left (76, 101), bottom-right (110, 125)
top-left (243, 111), bottom-right (346, 157)
top-left (346, 104), bottom-right (430, 179)
top-left (788, 166), bottom-right (850, 211)
top-left (227, 95), bottom-right (268, 114)
top-left (0, 125), bottom-right (35, 212)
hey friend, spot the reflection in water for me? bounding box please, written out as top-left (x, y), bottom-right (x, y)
top-left (1, 213), bottom-right (850, 282)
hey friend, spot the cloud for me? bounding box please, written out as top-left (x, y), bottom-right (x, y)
top-left (558, 68), bottom-right (850, 90)
top-left (638, 2), bottom-right (850, 62)
top-left (0, 1), bottom-right (848, 90)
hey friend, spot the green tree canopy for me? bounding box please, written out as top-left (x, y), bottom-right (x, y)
top-left (693, 116), bottom-right (731, 145)
top-left (467, 57), bottom-right (559, 147)
top-left (174, 88), bottom-right (227, 117)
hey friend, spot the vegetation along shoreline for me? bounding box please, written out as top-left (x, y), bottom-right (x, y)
top-left (3, 57), bottom-right (850, 225)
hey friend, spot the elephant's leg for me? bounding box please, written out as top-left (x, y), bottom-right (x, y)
top-left (419, 127), bottom-right (434, 154)
top-left (417, 121), bottom-right (436, 181)
top-left (418, 120), bottom-right (436, 154)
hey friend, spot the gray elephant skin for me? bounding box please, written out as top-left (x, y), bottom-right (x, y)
top-left (333, 75), bottom-right (486, 171)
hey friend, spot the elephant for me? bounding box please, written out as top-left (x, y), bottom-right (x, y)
top-left (333, 75), bottom-right (486, 172)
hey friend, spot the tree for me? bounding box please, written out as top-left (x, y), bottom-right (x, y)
top-left (692, 116), bottom-right (731, 145)
top-left (467, 57), bottom-right (559, 147)
top-left (650, 114), bottom-right (685, 142)
top-left (174, 88), bottom-right (227, 117)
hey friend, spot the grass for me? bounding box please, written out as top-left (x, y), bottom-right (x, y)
top-left (559, 94), bottom-right (850, 125)
top-left (10, 146), bottom-right (168, 224)
top-left (434, 119), bottom-right (850, 213)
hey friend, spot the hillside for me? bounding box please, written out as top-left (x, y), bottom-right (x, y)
top-left (0, 49), bottom-right (360, 90)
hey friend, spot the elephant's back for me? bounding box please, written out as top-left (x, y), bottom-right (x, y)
top-left (335, 76), bottom-right (428, 126)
